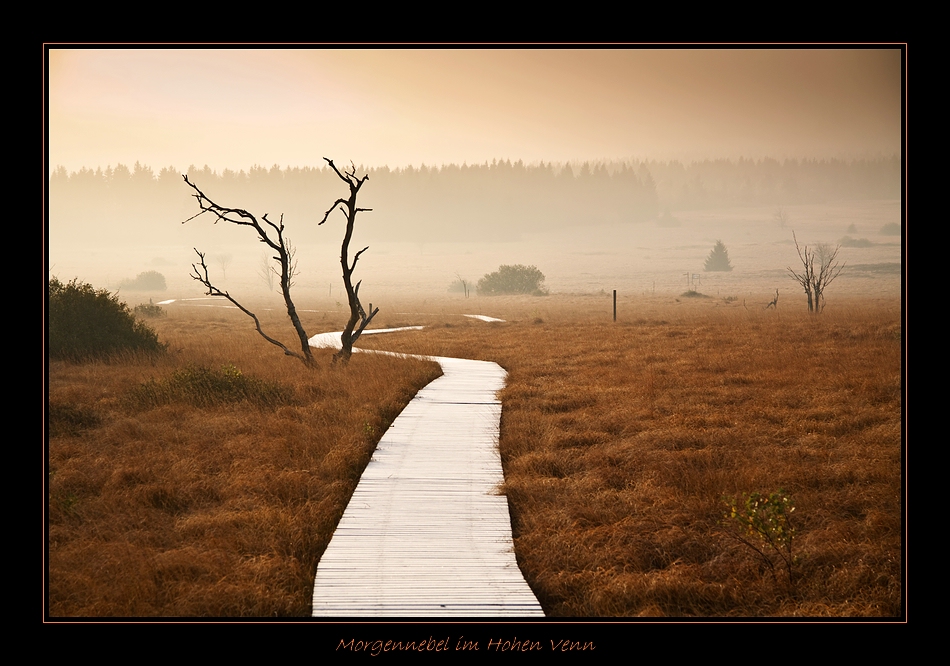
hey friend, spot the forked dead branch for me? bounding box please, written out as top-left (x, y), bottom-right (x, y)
top-left (183, 174), bottom-right (315, 367)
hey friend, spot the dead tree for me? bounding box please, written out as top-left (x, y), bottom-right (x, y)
top-left (787, 232), bottom-right (845, 313)
top-left (258, 252), bottom-right (276, 292)
top-left (183, 175), bottom-right (315, 367)
top-left (320, 158), bottom-right (379, 364)
top-left (774, 206), bottom-right (790, 229)
top-left (456, 272), bottom-right (471, 298)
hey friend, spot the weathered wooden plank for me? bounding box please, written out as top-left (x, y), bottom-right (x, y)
top-left (309, 327), bottom-right (543, 617)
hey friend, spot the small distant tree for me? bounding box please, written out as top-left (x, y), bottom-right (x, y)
top-left (258, 252), bottom-right (276, 292)
top-left (214, 253), bottom-right (233, 280)
top-left (477, 264), bottom-right (548, 296)
top-left (448, 273), bottom-right (471, 298)
top-left (787, 232), bottom-right (845, 313)
top-left (774, 206), bottom-right (790, 229)
top-left (704, 240), bottom-right (733, 272)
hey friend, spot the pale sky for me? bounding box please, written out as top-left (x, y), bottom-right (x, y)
top-left (47, 47), bottom-right (903, 173)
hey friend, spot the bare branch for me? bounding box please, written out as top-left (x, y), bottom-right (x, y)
top-left (324, 157), bottom-right (370, 191)
top-left (319, 199), bottom-right (348, 226)
top-left (350, 305), bottom-right (380, 346)
top-left (183, 176), bottom-right (315, 367)
top-left (261, 212), bottom-right (285, 236)
top-left (350, 245), bottom-right (370, 274)
top-left (183, 175), bottom-right (282, 252)
top-left (190, 250), bottom-right (312, 365)
top-left (324, 157), bottom-right (347, 183)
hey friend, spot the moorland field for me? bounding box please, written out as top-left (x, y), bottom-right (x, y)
top-left (47, 196), bottom-right (903, 617)
top-left (47, 288), bottom-right (902, 617)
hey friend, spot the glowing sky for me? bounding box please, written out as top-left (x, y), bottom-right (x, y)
top-left (47, 47), bottom-right (903, 173)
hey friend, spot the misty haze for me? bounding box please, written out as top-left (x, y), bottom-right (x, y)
top-left (49, 156), bottom-right (900, 304)
top-left (47, 47), bottom-right (904, 620)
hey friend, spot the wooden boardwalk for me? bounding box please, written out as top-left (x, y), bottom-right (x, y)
top-left (309, 329), bottom-right (544, 617)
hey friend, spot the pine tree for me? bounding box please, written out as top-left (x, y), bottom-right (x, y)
top-left (704, 240), bottom-right (733, 272)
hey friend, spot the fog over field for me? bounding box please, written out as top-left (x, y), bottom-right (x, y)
top-left (47, 48), bottom-right (903, 308)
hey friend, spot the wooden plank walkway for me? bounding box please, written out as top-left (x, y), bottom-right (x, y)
top-left (309, 328), bottom-right (544, 617)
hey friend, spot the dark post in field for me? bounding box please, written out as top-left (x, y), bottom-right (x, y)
top-left (613, 289), bottom-right (617, 322)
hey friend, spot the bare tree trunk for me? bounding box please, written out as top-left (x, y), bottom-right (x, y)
top-left (320, 159), bottom-right (379, 364)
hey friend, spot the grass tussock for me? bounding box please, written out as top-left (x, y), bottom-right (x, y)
top-left (48, 304), bottom-right (441, 617)
top-left (129, 363), bottom-right (296, 410)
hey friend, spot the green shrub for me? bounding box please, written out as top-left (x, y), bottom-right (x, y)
top-left (477, 264), bottom-right (548, 296)
top-left (130, 364), bottom-right (295, 410)
top-left (119, 270), bottom-right (166, 291)
top-left (134, 302), bottom-right (166, 318)
top-left (723, 490), bottom-right (797, 584)
top-left (48, 277), bottom-right (166, 361)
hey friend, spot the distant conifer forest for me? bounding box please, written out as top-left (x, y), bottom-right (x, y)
top-left (49, 156), bottom-right (900, 246)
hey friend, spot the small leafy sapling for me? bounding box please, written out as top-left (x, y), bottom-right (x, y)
top-left (723, 489), bottom-right (797, 584)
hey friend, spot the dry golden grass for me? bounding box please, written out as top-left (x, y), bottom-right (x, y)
top-left (47, 304), bottom-right (441, 617)
top-left (48, 293), bottom-right (903, 618)
top-left (357, 294), bottom-right (903, 617)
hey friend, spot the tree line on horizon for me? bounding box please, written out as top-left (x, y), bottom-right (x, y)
top-left (49, 156), bottom-right (899, 246)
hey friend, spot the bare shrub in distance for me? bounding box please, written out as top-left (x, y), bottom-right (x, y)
top-left (787, 232), bottom-right (845, 313)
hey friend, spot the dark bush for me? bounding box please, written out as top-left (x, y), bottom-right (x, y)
top-left (48, 277), bottom-right (166, 361)
top-left (134, 302), bottom-right (166, 318)
top-left (839, 236), bottom-right (874, 248)
top-left (119, 271), bottom-right (166, 291)
top-left (656, 209), bottom-right (681, 228)
top-left (477, 264), bottom-right (548, 296)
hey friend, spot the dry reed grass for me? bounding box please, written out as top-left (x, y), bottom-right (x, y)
top-left (356, 294), bottom-right (903, 617)
top-left (48, 293), bottom-right (903, 618)
top-left (47, 303), bottom-right (441, 617)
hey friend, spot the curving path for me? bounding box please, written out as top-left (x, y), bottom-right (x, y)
top-left (308, 322), bottom-right (543, 617)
